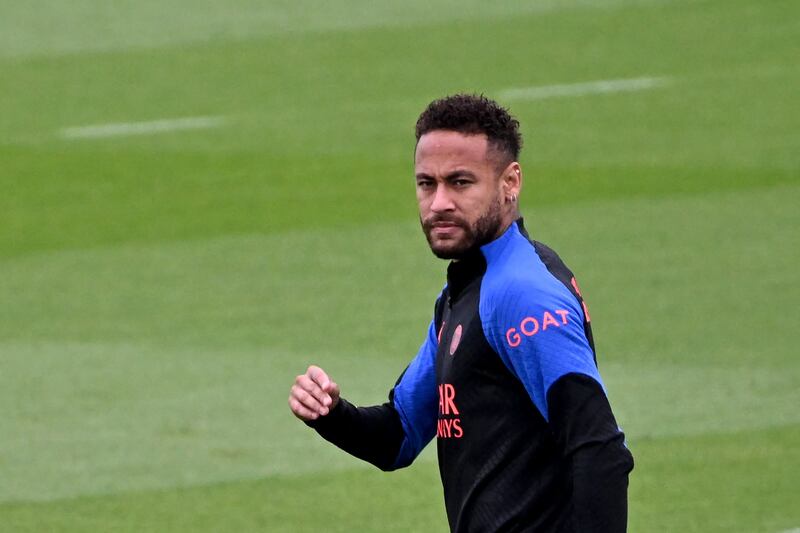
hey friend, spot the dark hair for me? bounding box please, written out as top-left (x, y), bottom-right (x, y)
top-left (415, 94), bottom-right (523, 165)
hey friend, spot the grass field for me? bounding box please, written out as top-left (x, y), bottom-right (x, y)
top-left (1, 0), bottom-right (798, 531)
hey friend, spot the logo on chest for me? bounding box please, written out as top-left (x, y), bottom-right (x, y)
top-left (437, 383), bottom-right (463, 439)
top-left (449, 324), bottom-right (463, 355)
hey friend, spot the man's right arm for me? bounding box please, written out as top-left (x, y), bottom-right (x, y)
top-left (289, 317), bottom-right (440, 471)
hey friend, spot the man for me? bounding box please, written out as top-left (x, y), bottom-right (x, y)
top-left (288, 94), bottom-right (634, 532)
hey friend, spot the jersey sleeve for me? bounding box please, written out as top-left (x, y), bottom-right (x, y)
top-left (308, 308), bottom-right (439, 471)
top-left (481, 277), bottom-right (633, 532)
top-left (480, 278), bottom-right (603, 421)
top-left (389, 317), bottom-right (439, 468)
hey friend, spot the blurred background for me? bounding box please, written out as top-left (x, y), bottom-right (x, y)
top-left (1, 1), bottom-right (798, 531)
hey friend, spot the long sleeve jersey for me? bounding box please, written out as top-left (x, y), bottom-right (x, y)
top-left (309, 219), bottom-right (634, 532)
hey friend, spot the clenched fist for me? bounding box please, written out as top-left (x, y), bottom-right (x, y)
top-left (288, 365), bottom-right (340, 421)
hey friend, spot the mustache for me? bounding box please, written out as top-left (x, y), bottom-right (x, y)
top-left (422, 214), bottom-right (468, 230)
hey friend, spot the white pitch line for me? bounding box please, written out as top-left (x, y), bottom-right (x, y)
top-left (499, 76), bottom-right (671, 101)
top-left (60, 115), bottom-right (226, 140)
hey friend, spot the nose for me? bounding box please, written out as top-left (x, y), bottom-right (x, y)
top-left (430, 184), bottom-right (455, 213)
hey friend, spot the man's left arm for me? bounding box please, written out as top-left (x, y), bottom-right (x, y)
top-left (547, 372), bottom-right (633, 532)
top-left (483, 281), bottom-right (634, 532)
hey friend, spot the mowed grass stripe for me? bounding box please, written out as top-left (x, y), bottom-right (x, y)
top-left (2, 157), bottom-right (795, 260)
top-left (1, 338), bottom-right (794, 503)
top-left (498, 76), bottom-right (671, 101)
top-left (2, 425), bottom-right (797, 533)
top-left (60, 116), bottom-right (226, 140)
top-left (0, 339), bottom-right (434, 503)
top-left (1, 185), bottom-right (796, 358)
top-left (1, 0), bottom-right (797, 258)
top-left (0, 0), bottom-right (693, 58)
top-left (2, 184), bottom-right (797, 503)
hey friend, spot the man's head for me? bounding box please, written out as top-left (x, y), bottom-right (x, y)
top-left (414, 94), bottom-right (523, 260)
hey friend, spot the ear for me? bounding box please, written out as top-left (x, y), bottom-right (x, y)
top-left (500, 161), bottom-right (522, 201)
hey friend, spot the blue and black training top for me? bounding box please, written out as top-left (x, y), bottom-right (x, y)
top-left (310, 219), bottom-right (634, 532)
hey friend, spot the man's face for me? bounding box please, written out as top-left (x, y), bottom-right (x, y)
top-left (415, 130), bottom-right (506, 260)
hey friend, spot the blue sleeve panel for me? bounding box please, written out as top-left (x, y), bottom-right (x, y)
top-left (479, 223), bottom-right (604, 422)
top-left (391, 316), bottom-right (440, 468)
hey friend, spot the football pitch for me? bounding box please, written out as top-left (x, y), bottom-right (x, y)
top-left (1, 0), bottom-right (798, 530)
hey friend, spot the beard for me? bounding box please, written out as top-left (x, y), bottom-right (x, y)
top-left (420, 195), bottom-right (505, 260)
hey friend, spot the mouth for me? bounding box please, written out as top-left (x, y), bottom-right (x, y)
top-left (429, 220), bottom-right (463, 238)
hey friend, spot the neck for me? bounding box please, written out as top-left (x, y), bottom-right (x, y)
top-left (494, 210), bottom-right (519, 239)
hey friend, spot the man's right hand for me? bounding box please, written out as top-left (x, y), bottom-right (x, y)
top-left (289, 365), bottom-right (341, 421)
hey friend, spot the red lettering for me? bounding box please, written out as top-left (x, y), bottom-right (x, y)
top-left (570, 276), bottom-right (583, 297)
top-left (436, 417), bottom-right (463, 438)
top-left (506, 327), bottom-right (521, 348)
top-left (438, 383), bottom-right (459, 415)
top-left (444, 384), bottom-right (458, 415)
top-left (542, 311), bottom-right (559, 330)
top-left (507, 309), bottom-right (577, 348)
top-left (520, 317), bottom-right (539, 336)
top-left (571, 277), bottom-right (591, 322)
top-left (437, 383), bottom-right (464, 439)
top-left (506, 328), bottom-right (522, 348)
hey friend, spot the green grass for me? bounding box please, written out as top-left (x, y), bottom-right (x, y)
top-left (1, 0), bottom-right (798, 531)
top-left (3, 426), bottom-right (799, 532)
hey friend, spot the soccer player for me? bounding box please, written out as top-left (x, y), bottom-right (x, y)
top-left (289, 94), bottom-right (634, 532)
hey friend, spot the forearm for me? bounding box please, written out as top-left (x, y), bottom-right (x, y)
top-left (306, 397), bottom-right (406, 471)
top-left (568, 433), bottom-right (632, 532)
top-left (547, 373), bottom-right (634, 532)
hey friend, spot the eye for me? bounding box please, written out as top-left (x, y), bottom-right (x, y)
top-left (453, 179), bottom-right (471, 187)
top-left (417, 179), bottom-right (435, 189)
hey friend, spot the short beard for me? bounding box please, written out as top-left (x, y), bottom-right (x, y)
top-left (420, 195), bottom-right (505, 260)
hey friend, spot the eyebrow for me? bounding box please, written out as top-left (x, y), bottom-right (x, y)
top-left (415, 170), bottom-right (478, 180)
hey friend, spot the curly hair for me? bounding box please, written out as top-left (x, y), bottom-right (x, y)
top-left (415, 94), bottom-right (523, 165)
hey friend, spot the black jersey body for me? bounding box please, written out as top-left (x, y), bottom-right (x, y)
top-left (310, 220), bottom-right (633, 532)
top-left (435, 254), bottom-right (570, 531)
